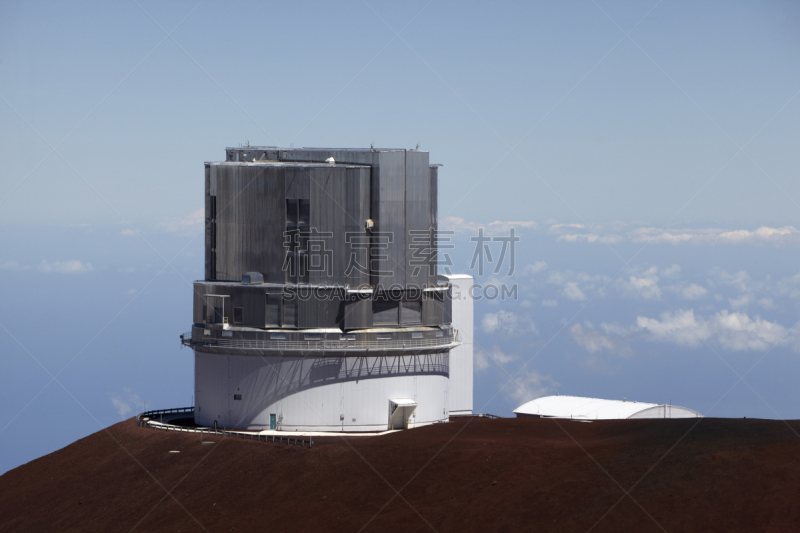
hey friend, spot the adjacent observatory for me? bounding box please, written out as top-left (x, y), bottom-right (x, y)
top-left (181, 147), bottom-right (474, 432)
top-left (514, 396), bottom-right (703, 420)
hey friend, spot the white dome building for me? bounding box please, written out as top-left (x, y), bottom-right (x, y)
top-left (514, 395), bottom-right (702, 420)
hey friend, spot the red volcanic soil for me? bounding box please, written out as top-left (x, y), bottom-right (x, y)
top-left (1, 417), bottom-right (800, 532)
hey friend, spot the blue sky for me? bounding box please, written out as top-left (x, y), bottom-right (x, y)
top-left (2, 0), bottom-right (800, 474)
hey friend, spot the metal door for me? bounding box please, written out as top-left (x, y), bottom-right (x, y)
top-left (270, 413), bottom-right (276, 430)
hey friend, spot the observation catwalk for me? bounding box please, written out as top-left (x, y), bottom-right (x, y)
top-left (182, 147), bottom-right (474, 432)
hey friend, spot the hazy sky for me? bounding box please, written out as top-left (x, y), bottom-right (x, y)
top-left (2, 0), bottom-right (800, 474)
top-left (2, 0), bottom-right (799, 227)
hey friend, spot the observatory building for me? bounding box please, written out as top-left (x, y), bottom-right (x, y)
top-left (181, 147), bottom-right (473, 432)
top-left (514, 395), bottom-right (703, 420)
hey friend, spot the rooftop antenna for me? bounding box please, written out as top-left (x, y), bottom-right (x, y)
top-left (370, 143), bottom-right (374, 151)
top-left (246, 140), bottom-right (250, 148)
top-left (415, 143), bottom-right (419, 150)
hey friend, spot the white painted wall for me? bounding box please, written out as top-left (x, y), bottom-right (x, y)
top-left (194, 351), bottom-right (450, 431)
top-left (446, 274), bottom-right (474, 415)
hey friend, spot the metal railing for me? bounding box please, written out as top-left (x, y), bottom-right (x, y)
top-left (136, 407), bottom-right (313, 449)
top-left (181, 331), bottom-right (460, 352)
top-left (449, 413), bottom-right (502, 419)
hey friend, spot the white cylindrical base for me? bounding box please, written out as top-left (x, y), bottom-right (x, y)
top-left (194, 351), bottom-right (450, 431)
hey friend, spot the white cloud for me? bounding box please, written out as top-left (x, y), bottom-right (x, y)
top-left (0, 259), bottom-right (30, 271)
top-left (524, 261), bottom-right (548, 274)
top-left (728, 294), bottom-right (752, 309)
top-left (505, 369), bottom-right (559, 403)
top-left (563, 282), bottom-right (586, 301)
top-left (429, 220), bottom-right (800, 247)
top-left (557, 233), bottom-right (599, 243)
top-left (481, 310), bottom-right (537, 336)
top-left (157, 208), bottom-right (205, 233)
top-left (711, 269), bottom-right (751, 292)
top-left (626, 266), bottom-right (661, 299)
top-left (549, 223), bottom-right (586, 231)
top-left (541, 299), bottom-right (558, 307)
top-left (439, 217), bottom-right (537, 235)
top-left (570, 323), bottom-right (615, 353)
top-left (601, 322), bottom-right (630, 336)
top-left (636, 309), bottom-right (712, 348)
top-left (120, 228), bottom-right (136, 236)
top-left (713, 311), bottom-right (788, 351)
top-left (475, 346), bottom-right (519, 371)
top-left (110, 388), bottom-right (143, 419)
top-left (548, 270), bottom-right (608, 301)
top-left (38, 260), bottom-right (93, 274)
top-left (662, 264), bottom-right (681, 278)
top-left (757, 298), bottom-right (775, 309)
top-left (682, 284), bottom-right (708, 300)
top-left (629, 226), bottom-right (799, 245)
top-left (636, 309), bottom-right (791, 351)
top-left (570, 322), bottom-right (632, 356)
top-left (556, 233), bottom-right (623, 244)
top-left (549, 222), bottom-right (622, 244)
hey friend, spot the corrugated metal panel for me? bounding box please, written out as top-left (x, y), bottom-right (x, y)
top-left (445, 274), bottom-right (473, 414)
top-left (405, 150), bottom-right (430, 288)
top-left (344, 297), bottom-right (372, 329)
top-left (194, 351), bottom-right (229, 427)
top-left (205, 164), bottom-right (213, 280)
top-left (372, 150), bottom-right (406, 289)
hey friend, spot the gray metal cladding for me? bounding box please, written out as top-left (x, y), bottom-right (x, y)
top-left (200, 148), bottom-right (449, 331)
top-left (205, 164), bottom-right (213, 281)
top-left (371, 150), bottom-right (406, 289)
top-left (343, 297), bottom-right (372, 329)
top-left (404, 150), bottom-right (430, 288)
top-left (218, 164), bottom-right (284, 282)
top-left (208, 162), bottom-right (372, 286)
top-left (444, 287), bottom-right (453, 325)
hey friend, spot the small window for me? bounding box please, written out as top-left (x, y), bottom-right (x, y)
top-left (340, 334), bottom-right (356, 341)
top-left (270, 332), bottom-right (286, 340)
top-left (304, 333), bottom-right (322, 341)
top-left (222, 331), bottom-right (233, 338)
top-left (411, 331), bottom-right (424, 339)
top-left (233, 307), bottom-right (244, 324)
top-left (233, 394), bottom-right (242, 401)
top-left (435, 330), bottom-right (444, 338)
top-left (376, 333), bottom-right (392, 340)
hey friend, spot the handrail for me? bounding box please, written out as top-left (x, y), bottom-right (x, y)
top-left (449, 412), bottom-right (502, 419)
top-left (136, 407), bottom-right (313, 449)
top-left (180, 331), bottom-right (460, 352)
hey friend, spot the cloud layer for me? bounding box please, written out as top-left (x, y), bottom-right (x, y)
top-left (38, 260), bottom-right (93, 274)
top-left (637, 309), bottom-right (792, 351)
top-left (438, 217), bottom-right (800, 246)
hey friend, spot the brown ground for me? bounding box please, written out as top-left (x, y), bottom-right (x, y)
top-left (1, 417), bottom-right (799, 532)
